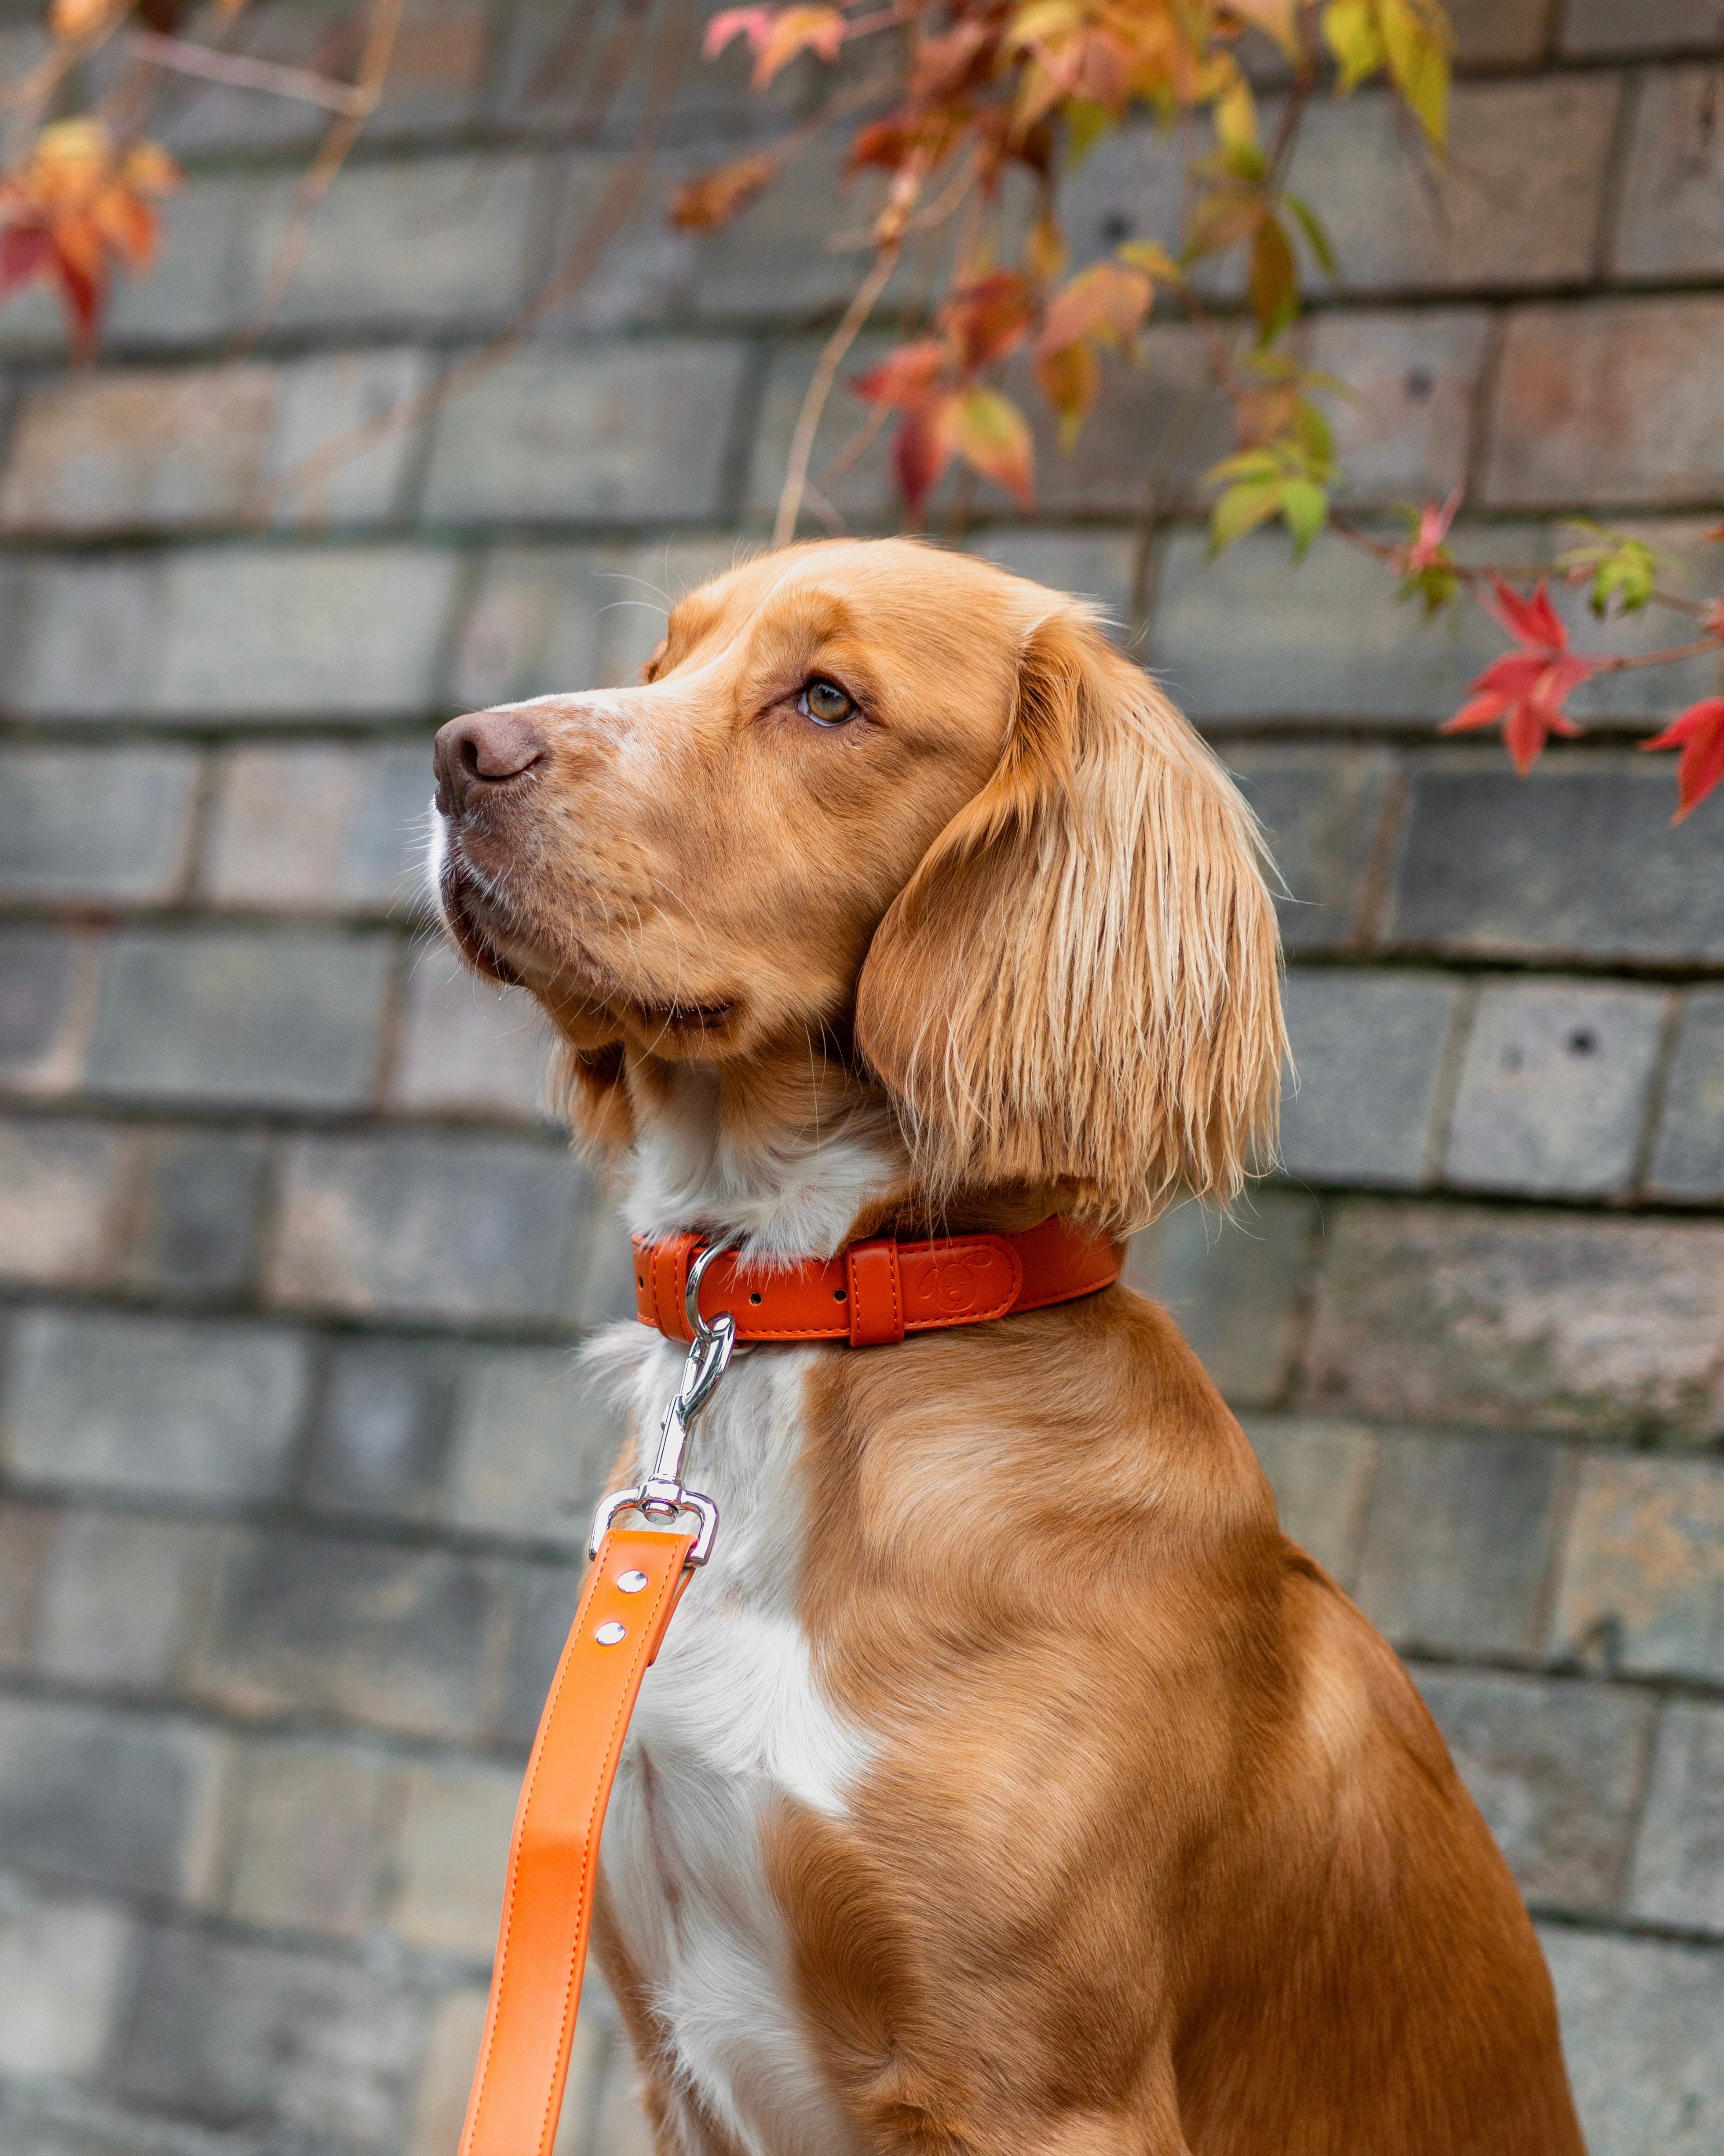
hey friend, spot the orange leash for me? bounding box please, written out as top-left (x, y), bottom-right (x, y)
top-left (456, 1527), bottom-right (693, 2156)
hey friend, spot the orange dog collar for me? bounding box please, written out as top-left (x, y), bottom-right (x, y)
top-left (632, 1215), bottom-right (1125, 1348)
top-left (458, 1219), bottom-right (1123, 2156)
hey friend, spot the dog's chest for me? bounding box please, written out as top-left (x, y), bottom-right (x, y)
top-left (599, 1341), bottom-right (869, 2156)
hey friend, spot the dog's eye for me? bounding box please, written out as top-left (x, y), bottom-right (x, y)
top-left (799, 678), bottom-right (855, 727)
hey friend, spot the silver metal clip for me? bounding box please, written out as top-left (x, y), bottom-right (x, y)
top-left (589, 1235), bottom-right (737, 1565)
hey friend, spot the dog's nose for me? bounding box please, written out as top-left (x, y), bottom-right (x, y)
top-left (434, 710), bottom-right (547, 816)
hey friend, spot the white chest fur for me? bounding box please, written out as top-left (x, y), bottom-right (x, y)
top-left (594, 1330), bottom-right (871, 2156)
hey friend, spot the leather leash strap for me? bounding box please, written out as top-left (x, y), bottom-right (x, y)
top-left (457, 1526), bottom-right (693, 2156)
top-left (635, 1214), bottom-right (1124, 1347)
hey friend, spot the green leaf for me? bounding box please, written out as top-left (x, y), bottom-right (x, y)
top-left (1279, 188), bottom-right (1338, 275)
top-left (1293, 392), bottom-right (1335, 470)
top-left (1249, 212), bottom-right (1299, 342)
top-left (1322, 0), bottom-right (1385, 92)
top-left (1279, 477), bottom-right (1330, 556)
top-left (1063, 98), bottom-right (1115, 168)
top-left (1209, 478), bottom-right (1286, 554)
top-left (1204, 447), bottom-right (1282, 485)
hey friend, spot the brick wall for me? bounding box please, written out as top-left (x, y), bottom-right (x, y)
top-left (1, 1), bottom-right (1722, 2150)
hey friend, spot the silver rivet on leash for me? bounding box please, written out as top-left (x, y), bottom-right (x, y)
top-left (617, 1570), bottom-right (648, 1593)
top-left (595, 1621), bottom-right (626, 1645)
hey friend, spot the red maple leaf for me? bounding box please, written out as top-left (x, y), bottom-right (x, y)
top-left (1440, 578), bottom-right (1600, 776)
top-left (1641, 698), bottom-right (1724, 823)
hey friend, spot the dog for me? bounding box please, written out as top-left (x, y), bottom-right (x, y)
top-left (431, 537), bottom-right (1585, 2156)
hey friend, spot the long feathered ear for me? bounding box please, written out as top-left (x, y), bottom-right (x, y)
top-left (545, 1036), bottom-right (636, 1160)
top-left (854, 606), bottom-right (1284, 1232)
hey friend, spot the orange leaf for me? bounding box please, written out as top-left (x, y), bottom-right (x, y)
top-left (49, 0), bottom-right (114, 40)
top-left (751, 4), bottom-right (844, 85)
top-left (949, 386), bottom-right (1034, 507)
top-left (1642, 698), bottom-right (1724, 823)
top-left (668, 152), bottom-right (780, 230)
top-left (852, 338), bottom-right (947, 411)
top-left (1036, 259), bottom-right (1152, 359)
top-left (704, 7), bottom-right (773, 59)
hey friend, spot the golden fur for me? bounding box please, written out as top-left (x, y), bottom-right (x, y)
top-left (432, 536), bottom-right (1584, 2155)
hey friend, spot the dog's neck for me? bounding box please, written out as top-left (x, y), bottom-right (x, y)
top-left (621, 1041), bottom-right (909, 1262)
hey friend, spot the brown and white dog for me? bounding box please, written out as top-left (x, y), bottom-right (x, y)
top-left (430, 538), bottom-right (1585, 2156)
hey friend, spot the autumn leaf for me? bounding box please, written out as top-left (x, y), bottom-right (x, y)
top-left (0, 120), bottom-right (179, 352)
top-left (851, 338), bottom-right (948, 411)
top-left (1641, 699), bottom-right (1724, 823)
top-left (48, 0), bottom-right (116, 39)
top-left (668, 152), bottom-right (780, 231)
top-left (1378, 0), bottom-right (1450, 146)
top-left (1322, 0), bottom-right (1386, 92)
top-left (1390, 486), bottom-right (1462, 615)
top-left (1037, 259), bottom-right (1153, 358)
top-left (1441, 579), bottom-right (1598, 776)
top-left (1205, 424), bottom-right (1336, 560)
top-left (942, 270), bottom-right (1037, 370)
top-left (893, 395), bottom-right (960, 516)
top-left (1248, 211), bottom-right (1297, 340)
top-left (1222, 0), bottom-right (1300, 59)
top-left (949, 385), bottom-right (1034, 507)
top-left (1035, 337), bottom-right (1099, 448)
top-left (704, 3), bottom-right (843, 86)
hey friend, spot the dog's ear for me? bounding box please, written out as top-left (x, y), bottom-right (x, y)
top-left (854, 606), bottom-right (1284, 1230)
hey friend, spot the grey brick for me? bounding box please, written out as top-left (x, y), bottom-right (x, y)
top-left (0, 1117), bottom-right (128, 1288)
top-left (189, 1531), bottom-right (502, 1739)
top-left (745, 333), bottom-right (906, 533)
top-left (0, 1502), bottom-right (54, 1674)
top-left (1412, 1671), bottom-right (1653, 1916)
top-left (204, 739), bottom-right (435, 912)
top-left (1485, 298), bottom-right (1724, 509)
top-left (496, 1559), bottom-right (583, 1748)
top-left (0, 1880), bottom-right (135, 2079)
top-left (152, 548), bottom-right (461, 720)
top-left (1278, 968), bottom-right (1459, 1187)
top-left (1542, 1927), bottom-right (1724, 2156)
top-left (267, 1131), bottom-right (592, 1323)
top-left (253, 155), bottom-right (554, 333)
top-left (390, 944), bottom-right (551, 1121)
top-left (4, 556), bottom-right (168, 719)
top-left (114, 1129), bottom-right (267, 1298)
top-left (412, 1985), bottom-right (489, 2156)
top-left (1286, 77), bottom-right (1618, 295)
top-left (422, 344), bottom-right (750, 525)
top-left (1648, 991), bottom-right (1724, 1201)
top-left (685, 136), bottom-right (893, 321)
top-left (1008, 326), bottom-right (1233, 523)
top-left (303, 1340), bottom-right (460, 1526)
top-left (1226, 747), bottom-right (1393, 955)
top-left (266, 347), bottom-right (435, 530)
top-left (0, 746), bottom-right (198, 900)
top-left (1058, 123), bottom-right (1194, 282)
top-left (116, 1927), bottom-right (429, 2141)
top-left (450, 546), bottom-right (627, 706)
top-left (1236, 1414), bottom-right (1373, 1585)
top-left (1302, 308), bottom-right (1490, 505)
top-left (1445, 980), bottom-right (1668, 1198)
top-left (1443, 0), bottom-right (1549, 64)
top-left (1354, 1431), bottom-right (1566, 1656)
top-left (1615, 68), bottom-right (1724, 282)
top-left (2, 1307), bottom-right (310, 1504)
top-left (1151, 524), bottom-right (1511, 726)
top-left (1553, 1454), bottom-right (1724, 1684)
top-left (1561, 0), bottom-right (1724, 54)
top-left (1304, 1201), bottom-right (1724, 1441)
top-left (1628, 1703), bottom-right (1724, 1936)
top-left (100, 174), bottom-right (270, 349)
top-left (34, 1512), bottom-right (216, 1692)
top-left (225, 1737), bottom-right (391, 1938)
top-left (444, 1346), bottom-right (625, 1546)
top-left (8, 548), bottom-right (461, 722)
top-left (0, 366), bottom-right (279, 535)
top-left (0, 928), bottom-right (97, 1093)
top-left (1125, 1191), bottom-right (1318, 1409)
top-left (0, 1697), bottom-right (226, 1899)
top-left (86, 927), bottom-right (391, 1111)
top-left (971, 531), bottom-right (1138, 636)
top-left (1390, 753), bottom-right (1724, 965)
top-left (387, 1756), bottom-right (519, 1955)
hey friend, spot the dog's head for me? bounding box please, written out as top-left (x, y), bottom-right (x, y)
top-left (431, 537), bottom-right (1283, 1231)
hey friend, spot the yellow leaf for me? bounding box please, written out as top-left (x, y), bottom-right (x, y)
top-left (1379, 0), bottom-right (1450, 146)
top-left (950, 387), bottom-right (1035, 507)
top-left (1027, 211), bottom-right (1067, 285)
top-left (1223, 0), bottom-right (1299, 59)
top-left (1213, 73), bottom-right (1258, 154)
top-left (1035, 339), bottom-right (1100, 449)
top-left (1322, 0), bottom-right (1385, 92)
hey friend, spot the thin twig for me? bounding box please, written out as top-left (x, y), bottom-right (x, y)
top-left (125, 29), bottom-right (372, 113)
top-left (1127, 374), bottom-right (1216, 640)
top-left (252, 0), bottom-right (694, 523)
top-left (235, 0), bottom-right (408, 351)
top-left (1329, 517), bottom-right (1711, 618)
top-left (774, 237), bottom-right (902, 548)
